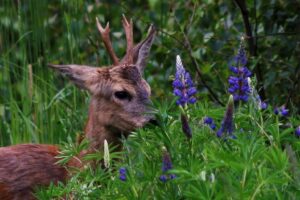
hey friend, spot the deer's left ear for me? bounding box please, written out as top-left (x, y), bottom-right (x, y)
top-left (132, 25), bottom-right (156, 73)
top-left (48, 64), bottom-right (102, 93)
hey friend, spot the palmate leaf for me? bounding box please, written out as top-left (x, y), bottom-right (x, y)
top-left (56, 137), bottom-right (89, 165)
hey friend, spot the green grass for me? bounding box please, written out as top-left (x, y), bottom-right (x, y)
top-left (0, 0), bottom-right (89, 145)
top-left (1, 1), bottom-right (300, 199)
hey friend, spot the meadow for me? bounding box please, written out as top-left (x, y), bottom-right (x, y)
top-left (0, 1), bottom-right (300, 199)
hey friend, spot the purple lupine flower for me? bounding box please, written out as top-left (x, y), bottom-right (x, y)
top-left (274, 107), bottom-right (279, 115)
top-left (228, 42), bottom-right (252, 102)
top-left (170, 174), bottom-right (177, 180)
top-left (181, 114), bottom-right (192, 138)
top-left (173, 55), bottom-right (197, 106)
top-left (280, 106), bottom-right (289, 116)
top-left (119, 174), bottom-right (126, 181)
top-left (260, 102), bottom-right (268, 110)
top-left (217, 95), bottom-right (234, 138)
top-left (204, 117), bottom-right (213, 124)
top-left (159, 175), bottom-right (168, 182)
top-left (274, 106), bottom-right (288, 117)
top-left (255, 94), bottom-right (268, 110)
top-left (210, 123), bottom-right (216, 130)
top-left (204, 117), bottom-right (216, 130)
top-left (119, 167), bottom-right (127, 181)
top-left (295, 126), bottom-right (300, 137)
top-left (162, 149), bottom-right (173, 173)
top-left (159, 147), bottom-right (176, 182)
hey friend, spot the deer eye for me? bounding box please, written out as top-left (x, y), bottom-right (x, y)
top-left (114, 91), bottom-right (132, 101)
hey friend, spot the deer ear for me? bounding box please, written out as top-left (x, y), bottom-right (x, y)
top-left (132, 25), bottom-right (156, 73)
top-left (48, 64), bottom-right (101, 93)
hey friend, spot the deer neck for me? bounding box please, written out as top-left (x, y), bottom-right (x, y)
top-left (84, 99), bottom-right (123, 153)
top-left (67, 101), bottom-right (123, 169)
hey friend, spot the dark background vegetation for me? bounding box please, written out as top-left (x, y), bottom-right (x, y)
top-left (0, 0), bottom-right (299, 145)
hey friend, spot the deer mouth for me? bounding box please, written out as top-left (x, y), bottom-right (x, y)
top-left (108, 113), bottom-right (156, 137)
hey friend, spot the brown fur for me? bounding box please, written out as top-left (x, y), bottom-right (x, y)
top-left (0, 16), bottom-right (155, 199)
top-left (0, 145), bottom-right (67, 199)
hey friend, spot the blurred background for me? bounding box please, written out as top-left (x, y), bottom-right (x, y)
top-left (0, 0), bottom-right (299, 145)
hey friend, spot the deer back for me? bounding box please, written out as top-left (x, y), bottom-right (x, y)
top-left (0, 144), bottom-right (67, 200)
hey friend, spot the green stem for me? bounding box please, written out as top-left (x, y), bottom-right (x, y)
top-left (189, 137), bottom-right (193, 168)
top-left (179, 105), bottom-right (185, 115)
top-left (251, 181), bottom-right (265, 200)
top-left (275, 116), bottom-right (280, 145)
top-left (131, 184), bottom-right (138, 198)
top-left (241, 167), bottom-right (247, 188)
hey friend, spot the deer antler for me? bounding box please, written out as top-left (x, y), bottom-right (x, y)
top-left (96, 17), bottom-right (119, 65)
top-left (122, 14), bottom-right (134, 63)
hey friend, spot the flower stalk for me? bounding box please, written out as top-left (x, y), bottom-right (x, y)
top-left (217, 95), bottom-right (235, 138)
top-left (173, 55), bottom-right (197, 107)
top-left (159, 147), bottom-right (176, 182)
top-left (173, 55), bottom-right (197, 139)
top-left (228, 39), bottom-right (252, 102)
top-left (103, 139), bottom-right (110, 169)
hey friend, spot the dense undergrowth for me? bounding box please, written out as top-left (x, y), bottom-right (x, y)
top-left (1, 1), bottom-right (300, 199)
top-left (36, 94), bottom-right (300, 199)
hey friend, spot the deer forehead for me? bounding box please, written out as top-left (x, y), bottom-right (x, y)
top-left (109, 65), bottom-right (141, 80)
top-left (92, 66), bottom-right (149, 99)
top-left (109, 66), bottom-right (150, 92)
top-left (110, 78), bottom-right (151, 98)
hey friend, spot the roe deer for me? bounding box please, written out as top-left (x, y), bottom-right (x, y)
top-left (0, 15), bottom-right (156, 200)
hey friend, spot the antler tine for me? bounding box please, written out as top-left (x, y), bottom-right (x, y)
top-left (122, 15), bottom-right (134, 63)
top-left (96, 17), bottom-right (119, 65)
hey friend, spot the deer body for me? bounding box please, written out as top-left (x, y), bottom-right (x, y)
top-left (0, 144), bottom-right (67, 200)
top-left (0, 16), bottom-right (155, 200)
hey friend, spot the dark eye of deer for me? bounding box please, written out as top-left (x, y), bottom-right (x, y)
top-left (114, 91), bottom-right (132, 101)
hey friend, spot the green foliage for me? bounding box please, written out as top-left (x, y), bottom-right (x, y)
top-left (35, 97), bottom-right (300, 199)
top-left (0, 0), bottom-right (300, 199)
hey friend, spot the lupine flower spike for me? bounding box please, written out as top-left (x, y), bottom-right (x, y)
top-left (228, 37), bottom-right (252, 102)
top-left (103, 139), bottom-right (110, 168)
top-left (295, 126), bottom-right (300, 137)
top-left (173, 55), bottom-right (197, 106)
top-left (159, 147), bottom-right (176, 182)
top-left (217, 95), bottom-right (235, 138)
top-left (173, 55), bottom-right (197, 139)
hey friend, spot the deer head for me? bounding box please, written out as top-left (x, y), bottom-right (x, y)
top-left (49, 16), bottom-right (156, 150)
